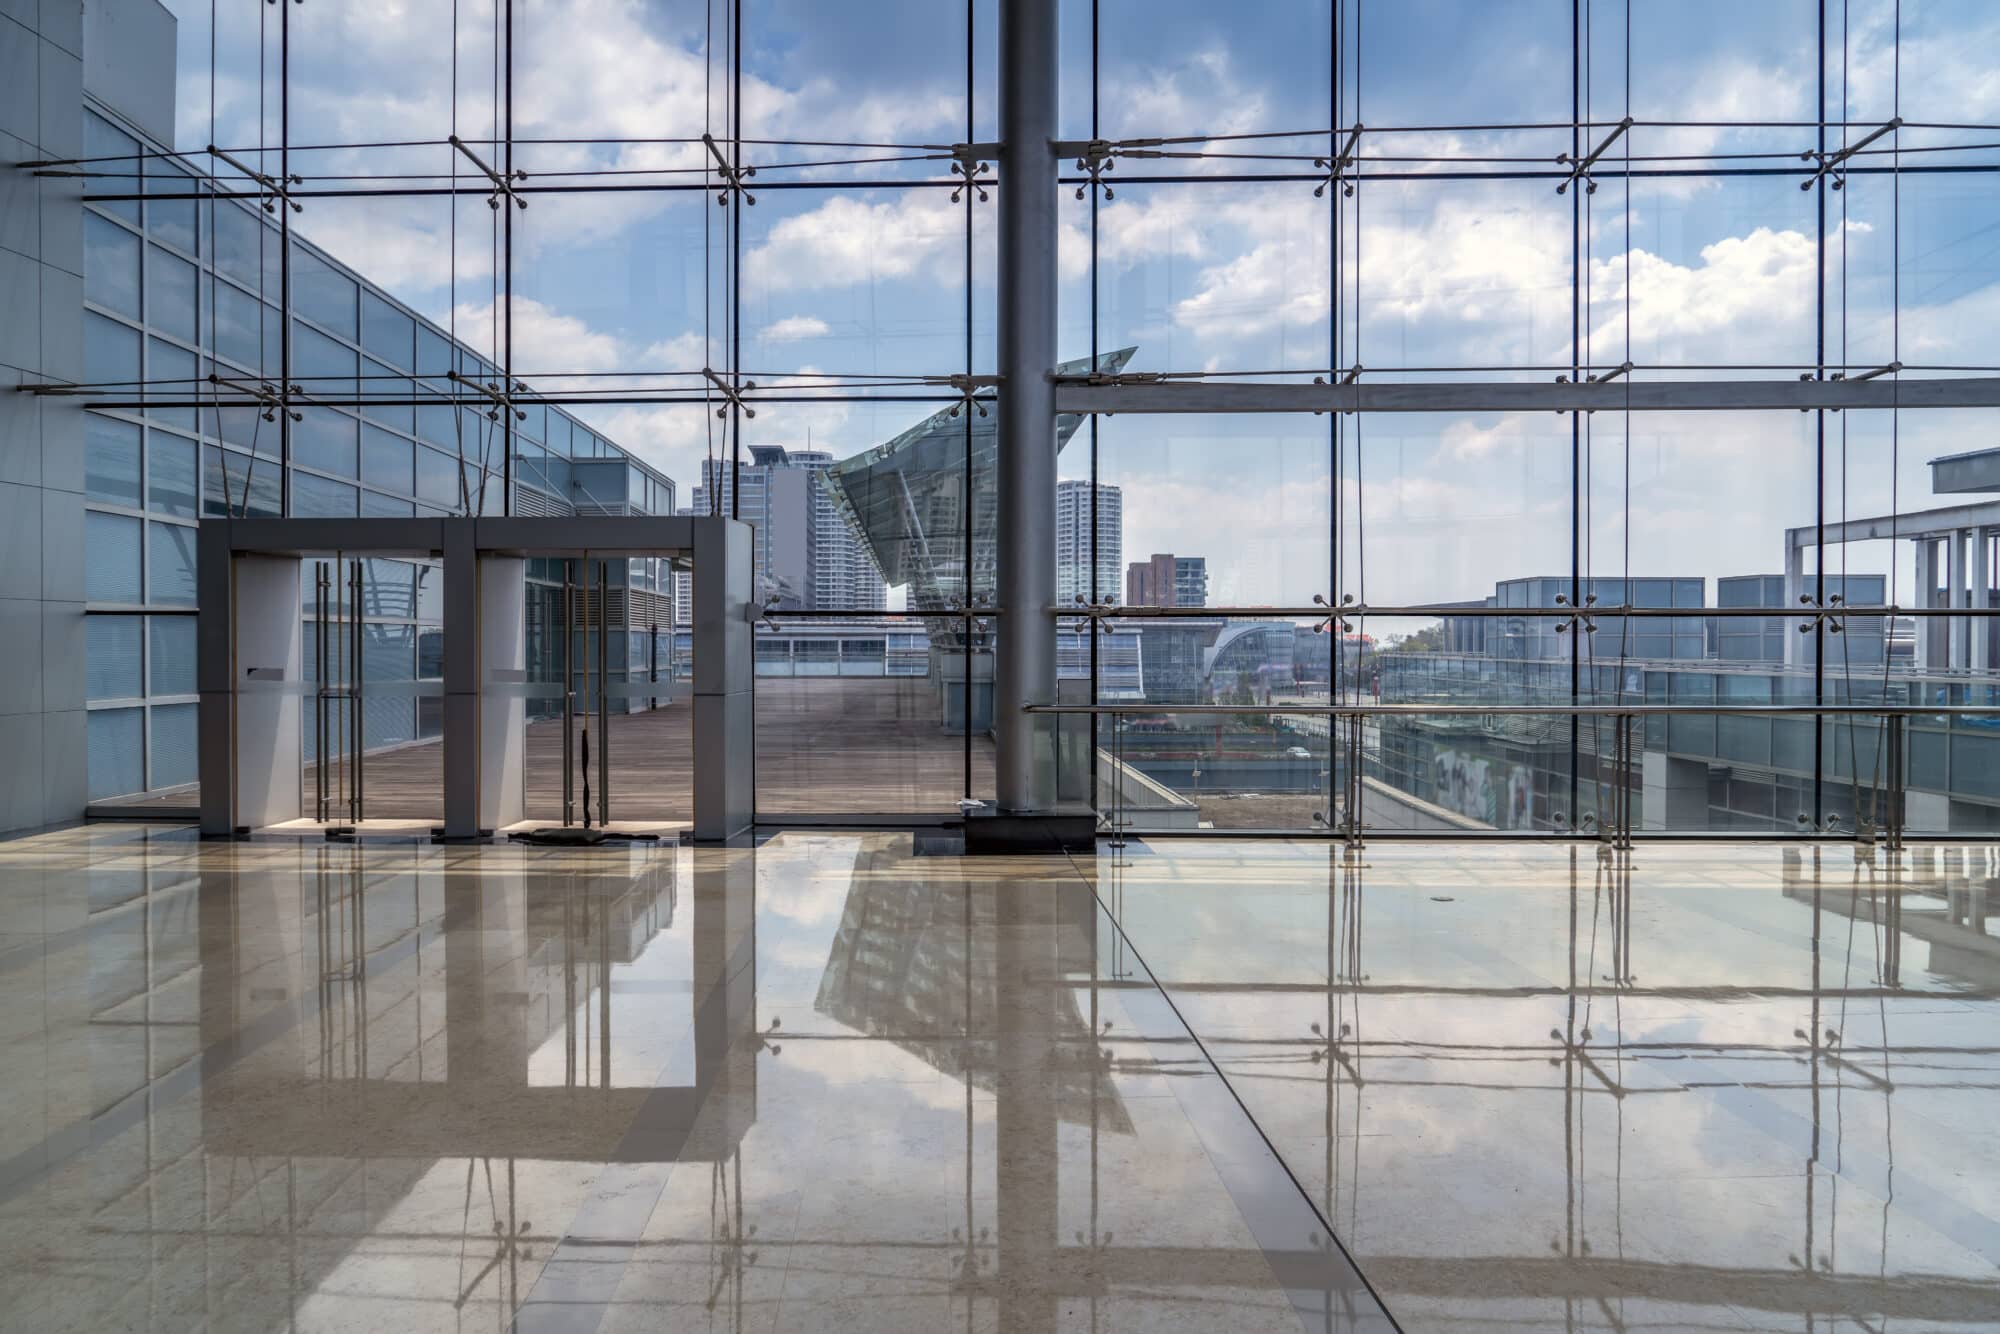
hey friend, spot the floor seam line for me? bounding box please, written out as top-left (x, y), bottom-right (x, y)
top-left (1067, 845), bottom-right (1408, 1334)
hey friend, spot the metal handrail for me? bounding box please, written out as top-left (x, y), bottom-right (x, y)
top-left (1042, 603), bottom-right (2000, 619)
top-left (1050, 699), bottom-right (1940, 850)
top-left (1026, 702), bottom-right (2000, 718)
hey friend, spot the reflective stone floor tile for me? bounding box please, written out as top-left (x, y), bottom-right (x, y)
top-left (32, 824), bottom-right (1991, 1330)
top-left (1100, 838), bottom-right (2000, 1334)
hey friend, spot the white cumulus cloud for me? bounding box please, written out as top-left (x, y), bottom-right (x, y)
top-left (760, 315), bottom-right (832, 342)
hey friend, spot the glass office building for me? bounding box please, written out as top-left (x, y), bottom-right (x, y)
top-left (76, 105), bottom-right (677, 802)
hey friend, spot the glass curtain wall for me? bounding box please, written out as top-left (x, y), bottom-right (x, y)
top-left (66, 0), bottom-right (2000, 831)
top-left (1063, 0), bottom-right (2000, 835)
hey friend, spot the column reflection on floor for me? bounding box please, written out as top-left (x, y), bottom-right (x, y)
top-left (0, 826), bottom-right (1390, 1333)
top-left (1086, 839), bottom-right (2000, 1333)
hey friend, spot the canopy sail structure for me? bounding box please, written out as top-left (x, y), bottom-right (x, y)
top-left (826, 348), bottom-right (1138, 628)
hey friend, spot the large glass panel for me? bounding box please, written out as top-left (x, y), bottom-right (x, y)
top-left (210, 201), bottom-right (267, 294)
top-left (415, 446), bottom-right (461, 507)
top-left (211, 282), bottom-right (269, 372)
top-left (738, 186), bottom-right (963, 378)
top-left (84, 415), bottom-right (141, 507)
top-left (293, 409), bottom-right (359, 478)
top-left (293, 323), bottom-right (358, 400)
top-left (291, 471), bottom-right (358, 518)
top-left (754, 615), bottom-right (978, 817)
top-left (361, 424), bottom-right (414, 494)
top-left (144, 246), bottom-right (198, 343)
top-left (1097, 706), bottom-right (1333, 834)
top-left (144, 338), bottom-right (197, 431)
top-left (148, 429), bottom-right (199, 518)
top-left (82, 113), bottom-right (139, 223)
top-left (86, 616), bottom-right (143, 701)
top-left (361, 490), bottom-right (415, 518)
top-left (85, 512), bottom-right (142, 603)
top-left (361, 292), bottom-right (416, 368)
top-left (148, 523), bottom-right (198, 606)
top-left (86, 708), bottom-right (144, 801)
top-left (291, 244), bottom-right (358, 339)
top-left (84, 215), bottom-right (140, 319)
top-left (360, 357), bottom-right (414, 434)
top-left (1085, 181), bottom-right (1330, 378)
top-left (148, 616), bottom-right (196, 697)
top-left (148, 704), bottom-right (198, 789)
top-left (143, 161), bottom-right (198, 255)
top-left (1091, 413), bottom-right (1330, 609)
top-left (741, 0), bottom-right (966, 154)
top-left (85, 314), bottom-right (140, 389)
top-left (203, 446), bottom-right (282, 519)
top-left (1342, 411), bottom-right (1567, 610)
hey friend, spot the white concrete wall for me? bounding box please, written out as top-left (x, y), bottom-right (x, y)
top-left (231, 556), bottom-right (301, 828)
top-left (478, 557), bottom-right (526, 830)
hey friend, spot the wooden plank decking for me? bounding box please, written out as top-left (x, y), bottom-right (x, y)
top-left (102, 679), bottom-right (997, 822)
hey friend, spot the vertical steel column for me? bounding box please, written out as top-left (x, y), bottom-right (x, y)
top-left (562, 562), bottom-right (575, 825)
top-left (1885, 712), bottom-right (1905, 855)
top-left (501, 0), bottom-right (514, 516)
top-left (1812, 0), bottom-right (1828, 825)
top-left (314, 561), bottom-right (328, 822)
top-left (580, 557), bottom-right (593, 828)
top-left (277, 0), bottom-right (292, 519)
top-left (1974, 530), bottom-right (1993, 672)
top-left (597, 559), bottom-right (610, 826)
top-left (349, 559), bottom-right (365, 823)
top-left (994, 0), bottom-right (1061, 812)
top-left (1949, 528), bottom-right (1970, 669)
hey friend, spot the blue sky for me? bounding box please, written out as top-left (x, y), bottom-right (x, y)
top-left (153, 0), bottom-right (2000, 608)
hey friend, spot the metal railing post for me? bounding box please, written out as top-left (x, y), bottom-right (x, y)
top-left (597, 558), bottom-right (610, 827)
top-left (1885, 712), bottom-right (1905, 855)
top-left (1342, 712), bottom-right (1365, 851)
top-left (348, 558), bottom-right (364, 824)
top-left (562, 561), bottom-right (575, 827)
top-left (314, 560), bottom-right (328, 823)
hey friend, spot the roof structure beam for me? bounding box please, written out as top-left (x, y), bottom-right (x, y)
top-left (1786, 497), bottom-right (2000, 548)
top-left (1051, 375), bottom-right (2000, 415)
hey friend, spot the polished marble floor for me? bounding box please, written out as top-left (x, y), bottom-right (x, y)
top-left (0, 827), bottom-right (1993, 1332)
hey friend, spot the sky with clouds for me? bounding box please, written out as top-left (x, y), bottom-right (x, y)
top-left (152, 0), bottom-right (2000, 608)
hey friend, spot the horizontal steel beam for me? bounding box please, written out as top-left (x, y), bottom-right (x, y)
top-left (1787, 498), bottom-right (2000, 547)
top-left (1052, 375), bottom-right (2000, 415)
top-left (1027, 702), bottom-right (2000, 718)
top-left (1049, 603), bottom-right (2000, 618)
top-left (212, 514), bottom-right (717, 556)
